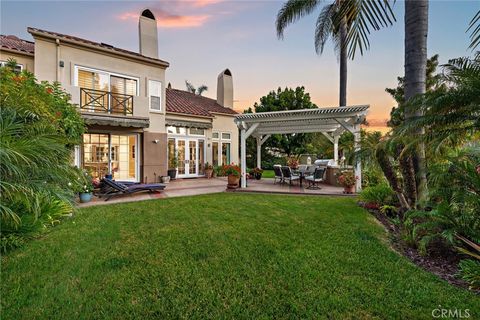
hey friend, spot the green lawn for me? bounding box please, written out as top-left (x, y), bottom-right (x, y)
top-left (2, 194), bottom-right (478, 319)
top-left (261, 169), bottom-right (275, 178)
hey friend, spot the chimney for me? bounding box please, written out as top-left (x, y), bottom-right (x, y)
top-left (139, 9), bottom-right (158, 59)
top-left (217, 69), bottom-right (233, 108)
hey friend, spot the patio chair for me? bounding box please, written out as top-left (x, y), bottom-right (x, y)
top-left (273, 165), bottom-right (284, 184)
top-left (281, 166), bottom-right (300, 185)
top-left (305, 167), bottom-right (326, 190)
top-left (99, 178), bottom-right (166, 201)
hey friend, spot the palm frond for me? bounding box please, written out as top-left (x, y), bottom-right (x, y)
top-left (333, 0), bottom-right (396, 59)
top-left (185, 81), bottom-right (196, 94)
top-left (467, 10), bottom-right (480, 50)
top-left (276, 0), bottom-right (321, 39)
top-left (314, 4), bottom-right (336, 54)
top-left (196, 85), bottom-right (208, 96)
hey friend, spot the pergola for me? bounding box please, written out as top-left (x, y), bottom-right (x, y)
top-left (234, 105), bottom-right (369, 191)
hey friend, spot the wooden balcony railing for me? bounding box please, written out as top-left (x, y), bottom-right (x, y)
top-left (80, 88), bottom-right (133, 116)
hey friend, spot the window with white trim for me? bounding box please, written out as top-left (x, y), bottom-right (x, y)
top-left (221, 133), bottom-right (231, 140)
top-left (212, 132), bottom-right (219, 139)
top-left (1, 60), bottom-right (23, 73)
top-left (189, 128), bottom-right (205, 136)
top-left (74, 65), bottom-right (138, 96)
top-left (149, 80), bottom-right (162, 111)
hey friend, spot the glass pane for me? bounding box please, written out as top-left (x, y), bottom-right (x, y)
top-left (190, 128), bottom-right (205, 136)
top-left (111, 134), bottom-right (137, 180)
top-left (189, 141), bottom-right (196, 174)
top-left (212, 132), bottom-right (219, 139)
top-left (221, 133), bottom-right (231, 140)
top-left (168, 139), bottom-right (175, 168)
top-left (177, 140), bottom-right (186, 175)
top-left (82, 133), bottom-right (109, 179)
top-left (212, 142), bottom-right (218, 166)
top-left (222, 142), bottom-right (230, 165)
top-left (198, 140), bottom-right (205, 175)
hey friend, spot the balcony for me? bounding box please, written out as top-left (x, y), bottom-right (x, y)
top-left (80, 88), bottom-right (133, 116)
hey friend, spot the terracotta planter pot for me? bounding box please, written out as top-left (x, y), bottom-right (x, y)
top-left (227, 175), bottom-right (240, 189)
top-left (343, 185), bottom-right (355, 194)
top-left (205, 169), bottom-right (213, 179)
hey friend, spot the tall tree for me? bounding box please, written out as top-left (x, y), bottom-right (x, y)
top-left (276, 0), bottom-right (395, 107)
top-left (244, 86), bottom-right (317, 157)
top-left (404, 0), bottom-right (429, 206)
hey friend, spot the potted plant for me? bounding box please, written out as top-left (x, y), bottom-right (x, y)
top-left (249, 167), bottom-right (263, 180)
top-left (73, 170), bottom-right (94, 203)
top-left (224, 164), bottom-right (241, 189)
top-left (168, 155), bottom-right (178, 179)
top-left (161, 176), bottom-right (171, 183)
top-left (205, 162), bottom-right (214, 178)
top-left (338, 170), bottom-right (357, 194)
top-left (287, 157), bottom-right (299, 170)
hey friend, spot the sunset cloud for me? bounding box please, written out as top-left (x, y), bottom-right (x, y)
top-left (117, 0), bottom-right (225, 28)
top-left (118, 10), bottom-right (210, 28)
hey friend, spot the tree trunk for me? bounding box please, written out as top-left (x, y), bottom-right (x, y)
top-left (376, 147), bottom-right (410, 211)
top-left (339, 17), bottom-right (348, 107)
top-left (404, 0), bottom-right (429, 207)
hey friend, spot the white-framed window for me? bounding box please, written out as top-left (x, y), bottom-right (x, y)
top-left (1, 60), bottom-right (23, 73)
top-left (212, 132), bottom-right (232, 166)
top-left (221, 132), bottom-right (231, 140)
top-left (167, 126), bottom-right (187, 135)
top-left (148, 80), bottom-right (162, 111)
top-left (74, 65), bottom-right (139, 96)
top-left (189, 128), bottom-right (205, 136)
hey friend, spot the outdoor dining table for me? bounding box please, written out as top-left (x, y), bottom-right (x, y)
top-left (292, 169), bottom-right (311, 187)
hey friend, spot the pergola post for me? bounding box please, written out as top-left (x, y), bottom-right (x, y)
top-left (333, 135), bottom-right (339, 165)
top-left (240, 127), bottom-right (247, 188)
top-left (256, 136), bottom-right (262, 169)
top-left (354, 125), bottom-right (362, 192)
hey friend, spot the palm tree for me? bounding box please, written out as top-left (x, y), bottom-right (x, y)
top-left (185, 81), bottom-right (208, 96)
top-left (276, 0), bottom-right (395, 107)
top-left (403, 0), bottom-right (429, 205)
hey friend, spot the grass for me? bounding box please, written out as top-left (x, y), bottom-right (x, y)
top-left (261, 169), bottom-right (275, 178)
top-left (2, 194), bottom-right (479, 319)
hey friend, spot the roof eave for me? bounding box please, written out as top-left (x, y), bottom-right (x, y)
top-left (0, 47), bottom-right (34, 57)
top-left (27, 28), bottom-right (170, 68)
top-left (166, 111), bottom-right (214, 119)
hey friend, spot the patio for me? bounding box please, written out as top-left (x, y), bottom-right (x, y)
top-left (79, 177), bottom-right (349, 207)
top-left (235, 178), bottom-right (349, 196)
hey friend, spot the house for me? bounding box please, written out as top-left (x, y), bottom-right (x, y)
top-left (0, 9), bottom-right (239, 183)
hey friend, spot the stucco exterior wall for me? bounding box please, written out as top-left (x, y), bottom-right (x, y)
top-left (32, 37), bottom-right (167, 133)
top-left (0, 50), bottom-right (34, 72)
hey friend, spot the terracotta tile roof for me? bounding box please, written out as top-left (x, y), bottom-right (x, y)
top-left (0, 35), bottom-right (35, 55)
top-left (27, 27), bottom-right (169, 67)
top-left (166, 88), bottom-right (238, 117)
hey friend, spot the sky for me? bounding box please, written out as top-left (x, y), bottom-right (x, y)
top-left (1, 0), bottom-right (478, 130)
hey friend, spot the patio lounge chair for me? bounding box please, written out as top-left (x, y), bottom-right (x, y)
top-left (281, 166), bottom-right (300, 185)
top-left (305, 167), bottom-right (326, 190)
top-left (100, 178), bottom-right (166, 201)
top-left (273, 165), bottom-right (284, 184)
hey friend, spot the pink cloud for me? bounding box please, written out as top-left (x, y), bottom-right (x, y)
top-left (118, 10), bottom-right (210, 28)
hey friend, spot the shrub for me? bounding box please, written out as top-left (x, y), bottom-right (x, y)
top-left (359, 182), bottom-right (395, 206)
top-left (0, 62), bottom-right (85, 252)
top-left (458, 260), bottom-right (480, 290)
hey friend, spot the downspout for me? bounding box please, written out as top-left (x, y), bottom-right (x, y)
top-left (55, 38), bottom-right (60, 82)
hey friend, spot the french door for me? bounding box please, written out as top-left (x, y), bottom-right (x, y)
top-left (175, 138), bottom-right (205, 178)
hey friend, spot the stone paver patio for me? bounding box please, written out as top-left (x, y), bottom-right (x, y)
top-left (78, 177), bottom-right (350, 207)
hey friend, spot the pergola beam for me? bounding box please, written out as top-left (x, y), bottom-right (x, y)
top-left (235, 105), bottom-right (369, 190)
